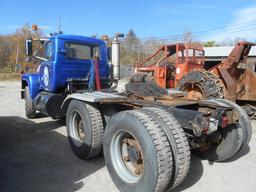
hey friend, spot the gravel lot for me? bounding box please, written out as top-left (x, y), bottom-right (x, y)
top-left (0, 81), bottom-right (255, 192)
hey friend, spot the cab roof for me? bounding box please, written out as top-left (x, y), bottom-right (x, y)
top-left (50, 34), bottom-right (105, 45)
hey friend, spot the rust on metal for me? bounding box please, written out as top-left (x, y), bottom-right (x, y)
top-left (209, 42), bottom-right (256, 102)
top-left (135, 43), bottom-right (205, 89)
top-left (122, 137), bottom-right (143, 176)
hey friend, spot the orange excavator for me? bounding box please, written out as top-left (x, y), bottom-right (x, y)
top-left (136, 41), bottom-right (256, 117)
top-left (135, 43), bottom-right (205, 89)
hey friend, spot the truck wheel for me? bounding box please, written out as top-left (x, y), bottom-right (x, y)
top-left (104, 110), bottom-right (173, 192)
top-left (216, 99), bottom-right (252, 153)
top-left (66, 100), bottom-right (104, 160)
top-left (195, 99), bottom-right (242, 162)
top-left (24, 86), bottom-right (36, 119)
top-left (176, 70), bottom-right (226, 100)
top-left (140, 107), bottom-right (190, 190)
top-left (196, 124), bottom-right (239, 162)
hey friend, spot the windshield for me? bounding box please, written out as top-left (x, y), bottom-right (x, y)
top-left (45, 41), bottom-right (54, 60)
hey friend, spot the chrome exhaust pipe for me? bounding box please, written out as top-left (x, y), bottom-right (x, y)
top-left (112, 33), bottom-right (124, 80)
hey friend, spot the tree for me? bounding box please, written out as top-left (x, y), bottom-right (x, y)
top-left (203, 41), bottom-right (215, 47)
top-left (120, 29), bottom-right (143, 65)
top-left (183, 28), bottom-right (193, 43)
top-left (0, 23), bottom-right (44, 72)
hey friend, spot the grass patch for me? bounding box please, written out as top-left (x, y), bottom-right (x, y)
top-left (0, 73), bottom-right (21, 81)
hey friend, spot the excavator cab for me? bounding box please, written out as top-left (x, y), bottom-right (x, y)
top-left (135, 43), bottom-right (205, 89)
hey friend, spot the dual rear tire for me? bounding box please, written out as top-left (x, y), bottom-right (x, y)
top-left (66, 100), bottom-right (104, 160)
top-left (66, 101), bottom-right (190, 192)
top-left (103, 108), bottom-right (190, 192)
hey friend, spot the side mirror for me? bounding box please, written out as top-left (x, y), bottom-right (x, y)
top-left (107, 47), bottom-right (112, 60)
top-left (25, 39), bottom-right (33, 56)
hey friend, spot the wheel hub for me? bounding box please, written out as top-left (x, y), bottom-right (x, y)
top-left (127, 145), bottom-right (140, 163)
top-left (122, 137), bottom-right (143, 176)
top-left (72, 111), bottom-right (85, 141)
top-left (110, 131), bottom-right (144, 183)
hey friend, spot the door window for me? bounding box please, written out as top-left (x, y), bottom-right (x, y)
top-left (66, 43), bottom-right (100, 60)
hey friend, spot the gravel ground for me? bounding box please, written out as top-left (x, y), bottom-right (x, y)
top-left (0, 81), bottom-right (255, 192)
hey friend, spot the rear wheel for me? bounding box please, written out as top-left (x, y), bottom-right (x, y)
top-left (216, 99), bottom-right (252, 153)
top-left (196, 124), bottom-right (240, 162)
top-left (66, 100), bottom-right (104, 160)
top-left (24, 86), bottom-right (36, 119)
top-left (140, 107), bottom-right (191, 190)
top-left (104, 110), bottom-right (173, 192)
top-left (195, 99), bottom-right (242, 162)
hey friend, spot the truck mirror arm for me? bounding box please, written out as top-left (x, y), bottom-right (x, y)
top-left (32, 44), bottom-right (48, 62)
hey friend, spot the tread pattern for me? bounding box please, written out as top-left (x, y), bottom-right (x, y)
top-left (86, 103), bottom-right (104, 159)
top-left (126, 110), bottom-right (173, 192)
top-left (177, 69), bottom-right (227, 99)
top-left (140, 107), bottom-right (191, 190)
top-left (216, 99), bottom-right (252, 152)
top-left (24, 87), bottom-right (36, 119)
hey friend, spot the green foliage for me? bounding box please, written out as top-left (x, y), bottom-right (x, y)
top-left (203, 41), bottom-right (215, 47)
top-left (0, 23), bottom-right (43, 73)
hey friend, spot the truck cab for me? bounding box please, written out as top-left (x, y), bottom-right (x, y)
top-left (21, 34), bottom-right (111, 118)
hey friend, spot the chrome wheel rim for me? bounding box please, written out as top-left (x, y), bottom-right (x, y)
top-left (71, 110), bottom-right (85, 147)
top-left (110, 131), bottom-right (143, 183)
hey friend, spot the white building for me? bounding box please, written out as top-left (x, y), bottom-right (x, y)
top-left (203, 46), bottom-right (256, 69)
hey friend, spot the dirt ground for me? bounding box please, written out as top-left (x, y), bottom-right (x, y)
top-left (0, 81), bottom-right (255, 192)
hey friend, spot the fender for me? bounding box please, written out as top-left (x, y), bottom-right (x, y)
top-left (61, 92), bottom-right (127, 114)
top-left (21, 73), bottom-right (41, 99)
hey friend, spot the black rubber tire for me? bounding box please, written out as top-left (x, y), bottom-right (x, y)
top-left (24, 86), bottom-right (36, 119)
top-left (194, 100), bottom-right (241, 162)
top-left (66, 100), bottom-right (104, 160)
top-left (104, 110), bottom-right (173, 192)
top-left (176, 70), bottom-right (226, 99)
top-left (196, 125), bottom-right (240, 162)
top-left (199, 99), bottom-right (244, 161)
top-left (140, 107), bottom-right (191, 190)
top-left (216, 99), bottom-right (252, 153)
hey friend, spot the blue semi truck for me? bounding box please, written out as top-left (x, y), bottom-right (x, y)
top-left (21, 31), bottom-right (252, 192)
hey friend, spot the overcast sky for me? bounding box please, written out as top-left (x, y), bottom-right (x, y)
top-left (1, 0), bottom-right (256, 42)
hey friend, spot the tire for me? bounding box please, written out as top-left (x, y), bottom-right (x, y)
top-left (24, 86), bottom-right (36, 119)
top-left (195, 99), bottom-right (242, 162)
top-left (140, 107), bottom-right (190, 190)
top-left (195, 125), bottom-right (240, 162)
top-left (216, 99), bottom-right (252, 153)
top-left (104, 110), bottom-right (173, 192)
top-left (66, 100), bottom-right (104, 160)
top-left (176, 70), bottom-right (226, 100)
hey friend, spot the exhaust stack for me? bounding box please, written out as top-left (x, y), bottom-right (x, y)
top-left (112, 33), bottom-right (124, 80)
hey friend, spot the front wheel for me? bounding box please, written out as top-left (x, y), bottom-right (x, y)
top-left (104, 110), bottom-right (173, 192)
top-left (24, 86), bottom-right (36, 119)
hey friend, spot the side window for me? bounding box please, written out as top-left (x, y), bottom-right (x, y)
top-left (178, 50), bottom-right (185, 64)
top-left (65, 43), bottom-right (100, 60)
top-left (45, 41), bottom-right (54, 60)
